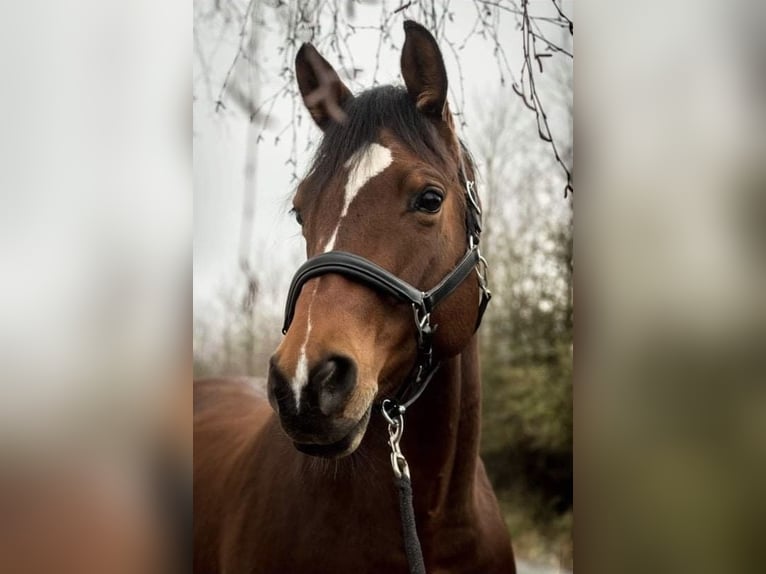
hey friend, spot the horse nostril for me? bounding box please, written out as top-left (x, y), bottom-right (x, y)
top-left (310, 356), bottom-right (357, 416)
top-left (267, 356), bottom-right (291, 414)
top-left (313, 359), bottom-right (338, 389)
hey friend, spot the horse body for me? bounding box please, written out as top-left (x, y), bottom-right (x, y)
top-left (194, 337), bottom-right (514, 573)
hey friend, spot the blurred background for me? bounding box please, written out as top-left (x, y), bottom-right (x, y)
top-left (0, 1), bottom-right (190, 572)
top-left (193, 1), bottom-right (573, 572)
top-left (578, 1), bottom-right (766, 572)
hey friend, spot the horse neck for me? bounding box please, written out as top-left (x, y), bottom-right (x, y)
top-left (392, 334), bottom-right (483, 519)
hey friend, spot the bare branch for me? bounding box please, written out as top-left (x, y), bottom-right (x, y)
top-left (394, 1), bottom-right (415, 14)
top-left (215, 0), bottom-right (258, 113)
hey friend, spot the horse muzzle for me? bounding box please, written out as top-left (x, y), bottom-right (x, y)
top-left (267, 354), bottom-right (373, 458)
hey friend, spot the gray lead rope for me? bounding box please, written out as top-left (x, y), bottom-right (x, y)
top-left (383, 401), bottom-right (426, 574)
top-left (396, 474), bottom-right (426, 574)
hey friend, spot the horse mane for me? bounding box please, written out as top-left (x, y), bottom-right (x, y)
top-left (304, 85), bottom-right (472, 195)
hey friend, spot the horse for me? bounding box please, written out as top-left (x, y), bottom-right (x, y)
top-left (194, 20), bottom-right (516, 573)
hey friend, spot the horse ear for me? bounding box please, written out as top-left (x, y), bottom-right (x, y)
top-left (295, 43), bottom-right (353, 130)
top-left (400, 20), bottom-right (449, 120)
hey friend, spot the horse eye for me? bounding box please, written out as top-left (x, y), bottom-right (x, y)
top-left (414, 188), bottom-right (444, 214)
top-left (291, 208), bottom-right (304, 226)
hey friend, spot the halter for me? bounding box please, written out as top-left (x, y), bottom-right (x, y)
top-left (281, 159), bottom-right (491, 419)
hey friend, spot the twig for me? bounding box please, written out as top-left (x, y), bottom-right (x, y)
top-left (394, 1), bottom-right (415, 14)
top-left (215, 0), bottom-right (257, 113)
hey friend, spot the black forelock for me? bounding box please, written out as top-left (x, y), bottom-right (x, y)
top-left (303, 85), bottom-right (452, 193)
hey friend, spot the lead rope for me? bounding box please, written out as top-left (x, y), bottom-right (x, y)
top-left (382, 400), bottom-right (426, 574)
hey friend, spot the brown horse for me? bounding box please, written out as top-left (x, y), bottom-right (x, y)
top-left (194, 21), bottom-right (515, 573)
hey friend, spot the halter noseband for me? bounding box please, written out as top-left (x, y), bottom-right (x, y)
top-left (281, 161), bottom-right (491, 419)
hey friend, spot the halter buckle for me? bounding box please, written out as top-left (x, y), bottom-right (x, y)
top-left (411, 303), bottom-right (433, 347)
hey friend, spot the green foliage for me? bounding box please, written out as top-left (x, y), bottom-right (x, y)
top-left (472, 89), bottom-right (573, 565)
top-left (478, 198), bottom-right (573, 565)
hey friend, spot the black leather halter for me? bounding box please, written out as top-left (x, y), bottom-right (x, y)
top-left (281, 166), bottom-right (491, 419)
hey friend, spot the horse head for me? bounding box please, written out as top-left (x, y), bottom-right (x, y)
top-left (267, 21), bottom-right (484, 458)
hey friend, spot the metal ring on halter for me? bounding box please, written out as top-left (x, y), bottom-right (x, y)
top-left (465, 180), bottom-right (481, 215)
top-left (381, 399), bottom-right (405, 426)
top-left (476, 253), bottom-right (490, 289)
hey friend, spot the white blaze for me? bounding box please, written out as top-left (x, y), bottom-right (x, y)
top-left (291, 317), bottom-right (311, 410)
top-left (291, 284), bottom-right (317, 411)
top-left (290, 143), bottom-right (393, 410)
top-left (323, 143), bottom-right (393, 252)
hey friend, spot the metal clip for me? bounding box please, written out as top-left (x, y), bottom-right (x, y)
top-left (381, 400), bottom-right (410, 480)
top-left (411, 303), bottom-right (432, 347)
